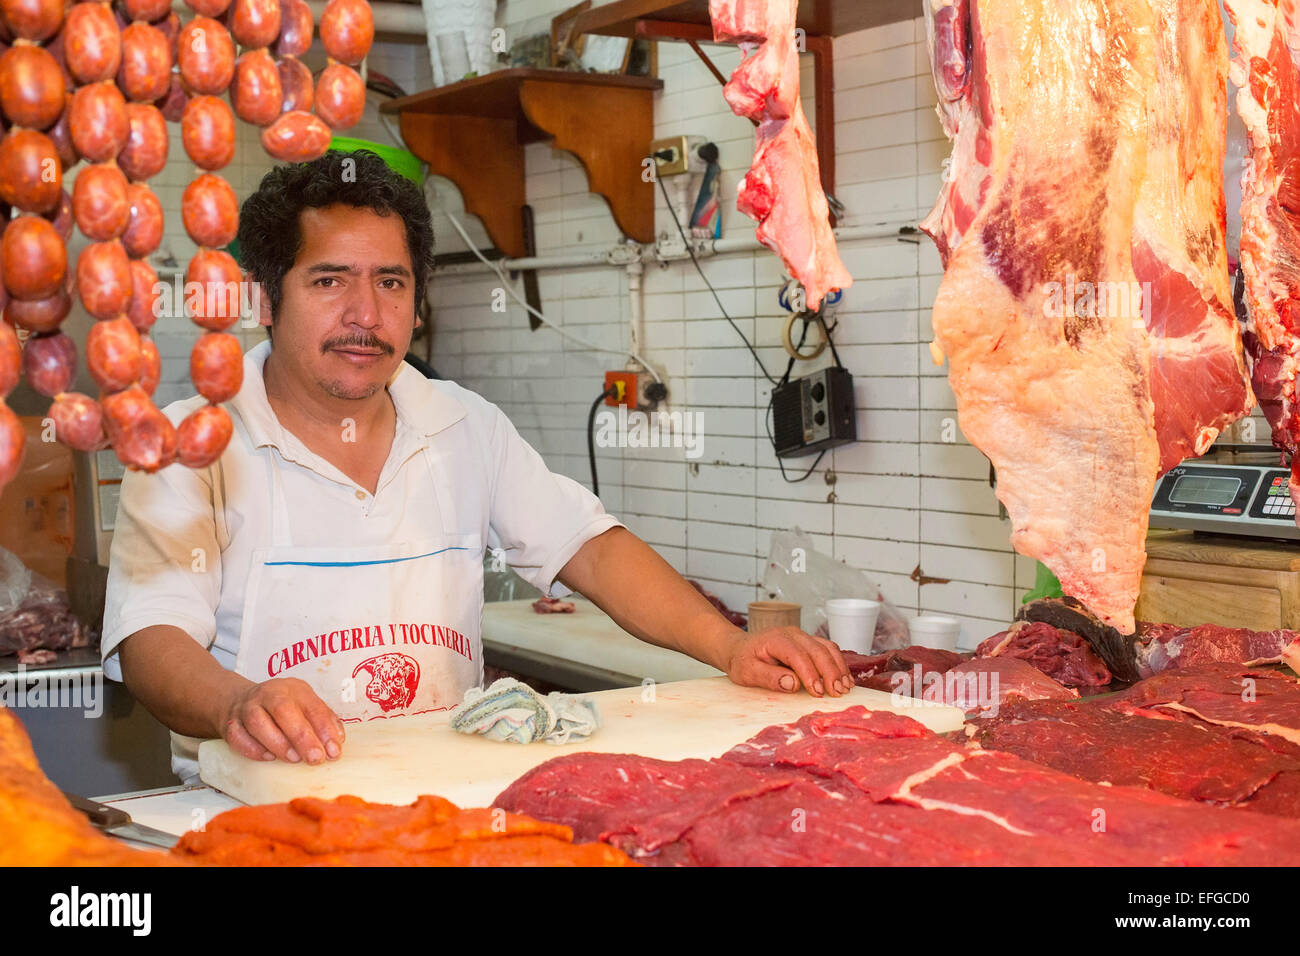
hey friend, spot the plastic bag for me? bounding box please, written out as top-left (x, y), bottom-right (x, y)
top-left (761, 528), bottom-right (910, 652)
top-left (0, 546), bottom-right (94, 657)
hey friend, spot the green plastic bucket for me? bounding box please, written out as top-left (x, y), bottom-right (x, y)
top-left (329, 136), bottom-right (424, 185)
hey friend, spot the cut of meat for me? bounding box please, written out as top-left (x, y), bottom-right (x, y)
top-left (1111, 663), bottom-right (1300, 745)
top-left (1223, 0), bottom-right (1300, 514)
top-left (921, 0), bottom-right (1161, 634)
top-left (922, 0), bottom-right (1252, 633)
top-left (1017, 596), bottom-right (1141, 681)
top-left (494, 706), bottom-right (1300, 865)
top-left (709, 0), bottom-right (851, 310)
top-left (976, 620), bottom-right (1113, 688)
top-left (842, 646), bottom-right (968, 691)
top-left (1133, 0), bottom-right (1253, 472)
top-left (847, 645), bottom-right (1077, 711)
top-left (969, 697), bottom-right (1300, 815)
top-left (1135, 621), bottom-right (1300, 676)
top-left (530, 597), bottom-right (574, 614)
top-left (941, 658), bottom-right (1077, 713)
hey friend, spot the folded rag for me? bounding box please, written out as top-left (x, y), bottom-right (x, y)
top-left (450, 678), bottom-right (600, 745)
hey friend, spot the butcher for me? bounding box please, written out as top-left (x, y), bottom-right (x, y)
top-left (100, 150), bottom-right (852, 784)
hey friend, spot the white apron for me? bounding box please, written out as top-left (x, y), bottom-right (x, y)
top-left (234, 445), bottom-right (484, 723)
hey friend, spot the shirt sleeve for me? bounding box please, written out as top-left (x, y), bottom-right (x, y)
top-left (100, 456), bottom-right (223, 683)
top-left (483, 403), bottom-right (623, 598)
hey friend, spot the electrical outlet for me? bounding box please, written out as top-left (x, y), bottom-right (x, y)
top-left (604, 370), bottom-right (638, 407)
top-left (650, 136), bottom-right (690, 177)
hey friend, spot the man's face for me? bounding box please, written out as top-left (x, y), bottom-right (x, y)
top-left (262, 205), bottom-right (417, 401)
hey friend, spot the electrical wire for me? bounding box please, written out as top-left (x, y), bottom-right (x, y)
top-left (432, 187), bottom-right (663, 383)
top-left (655, 167), bottom-right (845, 483)
top-left (655, 174), bottom-right (779, 386)
top-left (587, 383), bottom-right (619, 496)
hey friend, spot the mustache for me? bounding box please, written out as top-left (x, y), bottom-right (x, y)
top-left (321, 333), bottom-right (396, 356)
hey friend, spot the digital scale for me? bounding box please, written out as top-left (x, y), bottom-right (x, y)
top-left (1149, 462), bottom-right (1299, 540)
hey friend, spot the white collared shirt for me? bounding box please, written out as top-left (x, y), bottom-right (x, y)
top-left (101, 339), bottom-right (623, 682)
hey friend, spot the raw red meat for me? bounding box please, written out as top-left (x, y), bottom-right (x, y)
top-left (1135, 621), bottom-right (1300, 676)
top-left (845, 646), bottom-right (1074, 712)
top-left (530, 597), bottom-right (574, 614)
top-left (1224, 0), bottom-right (1300, 515)
top-left (920, 0), bottom-right (1161, 635)
top-left (976, 620), bottom-right (1112, 688)
top-left (842, 646), bottom-right (967, 691)
top-left (709, 0), bottom-right (850, 310)
top-left (1112, 663), bottom-right (1300, 745)
top-left (969, 697), bottom-right (1300, 815)
top-left (495, 706), bottom-right (1300, 865)
top-left (922, 0), bottom-right (1251, 633)
top-left (1132, 0), bottom-right (1253, 473)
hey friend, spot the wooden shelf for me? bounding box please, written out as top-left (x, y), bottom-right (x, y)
top-left (573, 0), bottom-right (921, 38)
top-left (382, 69), bottom-right (664, 258)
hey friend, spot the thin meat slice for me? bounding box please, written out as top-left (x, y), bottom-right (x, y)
top-left (1135, 621), bottom-right (1300, 676)
top-left (976, 620), bottom-right (1113, 688)
top-left (921, 0), bottom-right (1161, 634)
top-left (1134, 0), bottom-right (1254, 473)
top-left (1224, 0), bottom-right (1300, 515)
top-left (710, 0), bottom-right (851, 309)
top-left (1112, 663), bottom-right (1300, 745)
top-left (842, 646), bottom-right (968, 691)
top-left (969, 698), bottom-right (1300, 815)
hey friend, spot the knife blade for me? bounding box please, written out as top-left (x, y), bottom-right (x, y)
top-left (64, 792), bottom-right (180, 850)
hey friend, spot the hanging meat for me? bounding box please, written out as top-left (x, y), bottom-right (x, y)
top-left (1224, 0), bottom-right (1300, 523)
top-left (708, 0), bottom-right (850, 310)
top-left (920, 0), bottom-right (1251, 634)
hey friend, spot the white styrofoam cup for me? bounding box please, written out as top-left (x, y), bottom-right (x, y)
top-left (826, 598), bottom-right (881, 654)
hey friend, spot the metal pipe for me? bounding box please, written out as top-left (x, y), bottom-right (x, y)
top-left (432, 222), bottom-right (917, 276)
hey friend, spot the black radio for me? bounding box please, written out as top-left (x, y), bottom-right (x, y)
top-left (771, 366), bottom-right (856, 458)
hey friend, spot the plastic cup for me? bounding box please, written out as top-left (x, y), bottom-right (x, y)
top-left (909, 615), bottom-right (962, 651)
top-left (825, 598), bottom-right (880, 654)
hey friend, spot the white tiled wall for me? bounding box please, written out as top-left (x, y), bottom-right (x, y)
top-left (420, 6), bottom-right (1030, 650)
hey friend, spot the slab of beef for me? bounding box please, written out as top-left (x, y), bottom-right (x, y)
top-left (976, 620), bottom-right (1113, 688)
top-left (842, 646), bottom-right (968, 691)
top-left (1133, 0), bottom-right (1254, 473)
top-left (495, 706), bottom-right (1300, 865)
top-left (709, 0), bottom-right (851, 310)
top-left (1017, 596), bottom-right (1142, 682)
top-left (1112, 663), bottom-right (1300, 746)
top-left (920, 0), bottom-right (1161, 634)
top-left (1223, 0), bottom-right (1300, 516)
top-left (922, 0), bottom-right (1252, 633)
top-left (846, 645), bottom-right (1075, 713)
top-left (969, 697), bottom-right (1300, 815)
top-left (1135, 621), bottom-right (1300, 677)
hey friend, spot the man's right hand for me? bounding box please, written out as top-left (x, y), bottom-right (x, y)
top-left (219, 677), bottom-right (346, 765)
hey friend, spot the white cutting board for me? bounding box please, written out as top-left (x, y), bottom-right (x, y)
top-left (199, 678), bottom-right (964, 808)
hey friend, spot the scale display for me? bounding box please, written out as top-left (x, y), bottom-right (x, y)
top-left (1150, 463), bottom-right (1298, 540)
top-left (1168, 474), bottom-right (1241, 507)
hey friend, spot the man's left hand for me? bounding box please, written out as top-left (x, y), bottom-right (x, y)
top-left (724, 627), bottom-right (854, 697)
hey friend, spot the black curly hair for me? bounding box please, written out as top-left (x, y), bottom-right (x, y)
top-left (236, 149), bottom-right (434, 330)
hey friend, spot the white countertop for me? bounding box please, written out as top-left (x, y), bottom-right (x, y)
top-left (481, 597), bottom-right (724, 683)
